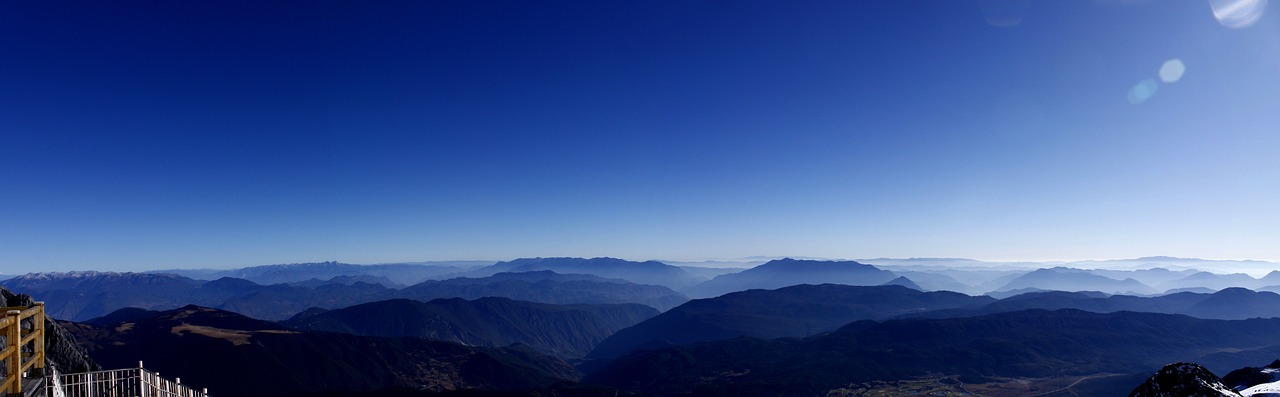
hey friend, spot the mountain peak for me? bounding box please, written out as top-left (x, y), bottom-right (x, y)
top-left (1129, 362), bottom-right (1240, 397)
top-left (881, 276), bottom-right (923, 291)
top-left (685, 259), bottom-right (897, 298)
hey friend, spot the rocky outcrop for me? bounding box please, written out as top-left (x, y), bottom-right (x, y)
top-left (1, 287), bottom-right (99, 374)
top-left (1129, 362), bottom-right (1241, 397)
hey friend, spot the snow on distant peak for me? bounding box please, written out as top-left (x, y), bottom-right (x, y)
top-left (1239, 380), bottom-right (1280, 396)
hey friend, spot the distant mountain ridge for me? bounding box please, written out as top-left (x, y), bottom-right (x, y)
top-left (15, 256), bottom-right (1280, 324)
top-left (455, 257), bottom-right (702, 290)
top-left (685, 258), bottom-right (899, 298)
top-left (904, 287), bottom-right (1280, 321)
top-left (3, 267), bottom-right (688, 321)
top-left (153, 261), bottom-right (491, 286)
top-left (589, 284), bottom-right (992, 359)
top-left (2, 272), bottom-right (205, 320)
top-left (994, 267), bottom-right (1157, 295)
top-left (401, 270), bottom-right (689, 311)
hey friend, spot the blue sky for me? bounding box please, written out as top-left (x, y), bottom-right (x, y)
top-left (2, 1), bottom-right (1278, 272)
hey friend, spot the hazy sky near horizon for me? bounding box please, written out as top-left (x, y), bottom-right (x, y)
top-left (3, 1), bottom-right (1278, 272)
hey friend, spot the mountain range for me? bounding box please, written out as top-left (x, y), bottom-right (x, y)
top-left (992, 267), bottom-right (1158, 295)
top-left (400, 270), bottom-right (688, 311)
top-left (283, 297), bottom-right (656, 358)
top-left (684, 258), bottom-right (899, 298)
top-left (13, 253), bottom-right (1280, 397)
top-left (590, 285), bottom-right (1280, 363)
top-left (154, 261), bottom-right (493, 286)
top-left (450, 257), bottom-right (704, 290)
top-left (588, 284), bottom-right (992, 359)
top-left (905, 287), bottom-right (1280, 321)
top-left (63, 305), bottom-right (583, 397)
top-left (586, 309), bottom-right (1280, 396)
top-left (2, 268), bottom-right (687, 321)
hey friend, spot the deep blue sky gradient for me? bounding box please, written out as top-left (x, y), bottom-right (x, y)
top-left (2, 1), bottom-right (1278, 271)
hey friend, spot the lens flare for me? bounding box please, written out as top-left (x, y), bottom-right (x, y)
top-left (1159, 59), bottom-right (1186, 83)
top-left (1210, 0), bottom-right (1268, 28)
top-left (1127, 79), bottom-right (1159, 104)
top-left (980, 0), bottom-right (1032, 27)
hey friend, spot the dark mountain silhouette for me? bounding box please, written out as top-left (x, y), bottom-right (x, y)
top-left (684, 259), bottom-right (899, 298)
top-left (1128, 358), bottom-right (1280, 397)
top-left (906, 288), bottom-right (1280, 321)
top-left (1221, 359), bottom-right (1280, 395)
top-left (283, 297), bottom-right (657, 358)
top-left (587, 284), bottom-right (993, 359)
top-left (82, 307), bottom-right (160, 327)
top-left (456, 257), bottom-right (700, 290)
top-left (1182, 288), bottom-right (1280, 319)
top-left (209, 279), bottom-right (398, 321)
top-left (994, 267), bottom-right (1156, 295)
top-left (983, 287), bottom-right (1054, 299)
top-left (1129, 363), bottom-right (1240, 397)
top-left (402, 271), bottom-right (688, 311)
top-left (1166, 287), bottom-right (1219, 294)
top-left (64, 305), bottom-right (579, 397)
top-left (586, 310), bottom-right (1280, 396)
top-left (289, 274), bottom-right (404, 289)
top-left (288, 307), bottom-right (331, 321)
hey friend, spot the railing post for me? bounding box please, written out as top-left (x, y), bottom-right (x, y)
top-left (33, 303), bottom-right (44, 371)
top-left (7, 309), bottom-right (22, 396)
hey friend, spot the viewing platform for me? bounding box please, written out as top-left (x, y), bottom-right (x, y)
top-left (1, 302), bottom-right (46, 397)
top-left (0, 301), bottom-right (205, 397)
top-left (47, 363), bottom-right (207, 397)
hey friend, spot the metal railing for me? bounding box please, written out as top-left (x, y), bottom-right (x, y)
top-left (49, 363), bottom-right (207, 397)
top-left (0, 302), bottom-right (45, 396)
top-left (0, 297), bottom-right (206, 397)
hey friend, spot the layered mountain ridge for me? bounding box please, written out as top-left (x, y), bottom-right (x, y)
top-left (63, 305), bottom-right (582, 397)
top-left (283, 297), bottom-right (656, 358)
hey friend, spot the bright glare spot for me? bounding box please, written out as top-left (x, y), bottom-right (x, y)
top-left (980, 0), bottom-right (1032, 27)
top-left (1210, 0), bottom-right (1268, 28)
top-left (1093, 0), bottom-right (1156, 6)
top-left (1159, 59), bottom-right (1186, 83)
top-left (1128, 79), bottom-right (1159, 104)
